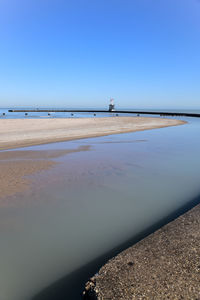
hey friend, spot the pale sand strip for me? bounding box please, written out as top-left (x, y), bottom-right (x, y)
top-left (0, 117), bottom-right (185, 150)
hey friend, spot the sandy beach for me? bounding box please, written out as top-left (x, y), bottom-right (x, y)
top-left (0, 116), bottom-right (185, 201)
top-left (0, 117), bottom-right (185, 150)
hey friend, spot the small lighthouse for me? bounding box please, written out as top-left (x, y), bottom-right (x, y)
top-left (109, 98), bottom-right (115, 112)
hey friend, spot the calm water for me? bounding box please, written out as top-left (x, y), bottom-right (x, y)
top-left (0, 117), bottom-right (200, 300)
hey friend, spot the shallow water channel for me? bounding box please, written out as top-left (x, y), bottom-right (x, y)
top-left (1, 117), bottom-right (200, 300)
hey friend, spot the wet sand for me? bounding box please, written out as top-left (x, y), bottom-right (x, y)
top-left (0, 117), bottom-right (185, 150)
top-left (84, 203), bottom-right (200, 300)
top-left (0, 146), bottom-right (90, 201)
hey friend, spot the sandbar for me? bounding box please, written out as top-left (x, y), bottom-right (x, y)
top-left (0, 117), bottom-right (185, 150)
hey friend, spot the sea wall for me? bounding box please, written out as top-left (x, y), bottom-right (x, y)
top-left (83, 203), bottom-right (200, 299)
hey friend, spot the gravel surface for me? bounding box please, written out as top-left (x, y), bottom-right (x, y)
top-left (84, 203), bottom-right (200, 300)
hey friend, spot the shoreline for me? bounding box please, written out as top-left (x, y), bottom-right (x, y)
top-left (0, 117), bottom-right (185, 150)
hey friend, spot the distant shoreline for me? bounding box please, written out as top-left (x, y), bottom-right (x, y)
top-left (0, 117), bottom-right (186, 150)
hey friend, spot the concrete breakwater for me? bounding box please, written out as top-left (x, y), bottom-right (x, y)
top-left (8, 109), bottom-right (200, 118)
top-left (83, 202), bottom-right (200, 299)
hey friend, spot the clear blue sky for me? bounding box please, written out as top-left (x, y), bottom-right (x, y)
top-left (0, 0), bottom-right (200, 109)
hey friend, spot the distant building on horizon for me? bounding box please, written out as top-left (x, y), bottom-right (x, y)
top-left (109, 98), bottom-right (115, 112)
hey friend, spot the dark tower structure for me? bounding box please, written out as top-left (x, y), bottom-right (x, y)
top-left (109, 98), bottom-right (115, 112)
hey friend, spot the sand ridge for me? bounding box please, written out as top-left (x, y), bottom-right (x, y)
top-left (0, 117), bottom-right (186, 150)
